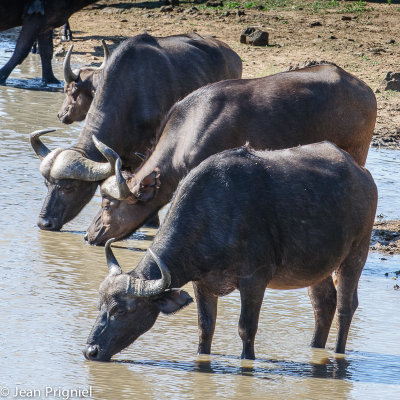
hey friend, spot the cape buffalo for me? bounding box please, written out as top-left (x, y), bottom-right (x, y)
top-left (85, 63), bottom-right (377, 245)
top-left (83, 142), bottom-right (377, 361)
top-left (30, 32), bottom-right (242, 230)
top-left (0, 0), bottom-right (98, 84)
top-left (57, 40), bottom-right (110, 124)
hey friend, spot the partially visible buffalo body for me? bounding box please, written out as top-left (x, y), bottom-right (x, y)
top-left (0, 0), bottom-right (98, 84)
top-left (86, 63), bottom-right (377, 245)
top-left (57, 40), bottom-right (110, 124)
top-left (83, 142), bottom-right (378, 361)
top-left (30, 32), bottom-right (242, 230)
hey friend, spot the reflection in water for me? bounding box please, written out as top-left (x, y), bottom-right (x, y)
top-left (0, 34), bottom-right (400, 400)
top-left (113, 349), bottom-right (400, 385)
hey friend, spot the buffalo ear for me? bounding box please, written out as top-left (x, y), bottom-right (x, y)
top-left (131, 168), bottom-right (161, 202)
top-left (154, 289), bottom-right (193, 315)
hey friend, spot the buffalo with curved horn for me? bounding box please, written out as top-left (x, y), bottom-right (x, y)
top-left (84, 142), bottom-right (377, 362)
top-left (58, 40), bottom-right (110, 124)
top-left (31, 32), bottom-right (242, 232)
top-left (30, 131), bottom-right (118, 230)
top-left (84, 238), bottom-right (181, 361)
top-left (85, 62), bottom-right (377, 245)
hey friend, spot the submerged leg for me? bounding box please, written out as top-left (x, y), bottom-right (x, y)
top-left (61, 21), bottom-right (72, 42)
top-left (37, 30), bottom-right (59, 84)
top-left (334, 237), bottom-right (370, 353)
top-left (238, 277), bottom-right (266, 360)
top-left (0, 17), bottom-right (41, 84)
top-left (308, 275), bottom-right (337, 348)
top-left (193, 281), bottom-right (218, 355)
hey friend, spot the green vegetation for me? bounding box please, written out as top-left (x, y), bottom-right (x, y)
top-left (200, 0), bottom-right (375, 14)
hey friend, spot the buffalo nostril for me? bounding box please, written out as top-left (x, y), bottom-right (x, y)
top-left (38, 217), bottom-right (55, 230)
top-left (83, 345), bottom-right (99, 360)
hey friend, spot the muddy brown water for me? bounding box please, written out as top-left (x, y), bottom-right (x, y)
top-left (0, 31), bottom-right (399, 400)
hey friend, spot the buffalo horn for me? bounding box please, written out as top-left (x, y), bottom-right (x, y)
top-left (127, 248), bottom-right (172, 297)
top-left (99, 40), bottom-right (110, 69)
top-left (99, 154), bottom-right (132, 200)
top-left (48, 137), bottom-right (119, 181)
top-left (105, 238), bottom-right (122, 275)
top-left (115, 158), bottom-right (132, 199)
top-left (92, 136), bottom-right (120, 166)
top-left (30, 129), bottom-right (56, 159)
top-left (64, 45), bottom-right (79, 83)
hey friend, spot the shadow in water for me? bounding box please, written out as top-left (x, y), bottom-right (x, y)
top-left (61, 230), bottom-right (87, 235)
top-left (115, 350), bottom-right (400, 385)
top-left (1, 78), bottom-right (63, 92)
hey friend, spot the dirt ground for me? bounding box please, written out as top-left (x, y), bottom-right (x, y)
top-left (55, 0), bottom-right (400, 252)
top-left (60, 0), bottom-right (400, 148)
top-left (371, 218), bottom-right (400, 255)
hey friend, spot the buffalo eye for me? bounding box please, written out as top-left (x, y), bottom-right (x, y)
top-left (60, 184), bottom-right (75, 193)
top-left (102, 198), bottom-right (120, 211)
top-left (109, 306), bottom-right (127, 320)
top-left (125, 299), bottom-right (137, 313)
top-left (109, 199), bottom-right (120, 208)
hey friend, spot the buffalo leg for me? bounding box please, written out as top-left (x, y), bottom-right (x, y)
top-left (308, 275), bottom-right (337, 348)
top-left (238, 279), bottom-right (266, 359)
top-left (0, 16), bottom-right (42, 84)
top-left (193, 281), bottom-right (218, 355)
top-left (334, 237), bottom-right (369, 353)
top-left (61, 21), bottom-right (72, 42)
top-left (37, 30), bottom-right (59, 84)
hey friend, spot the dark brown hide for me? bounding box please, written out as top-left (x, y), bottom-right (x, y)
top-left (84, 142), bottom-right (377, 361)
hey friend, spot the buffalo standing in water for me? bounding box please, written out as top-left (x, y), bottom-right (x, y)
top-left (85, 63), bottom-right (377, 245)
top-left (30, 32), bottom-right (242, 230)
top-left (0, 0), bottom-right (98, 84)
top-left (57, 40), bottom-right (110, 124)
top-left (84, 142), bottom-right (377, 361)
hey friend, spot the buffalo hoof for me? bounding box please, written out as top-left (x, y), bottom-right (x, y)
top-left (43, 76), bottom-right (61, 85)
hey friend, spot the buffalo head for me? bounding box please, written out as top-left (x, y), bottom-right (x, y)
top-left (83, 239), bottom-right (192, 361)
top-left (85, 156), bottom-right (161, 245)
top-left (31, 130), bottom-right (118, 231)
top-left (58, 40), bottom-right (109, 124)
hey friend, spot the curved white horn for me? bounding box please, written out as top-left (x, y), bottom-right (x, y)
top-left (30, 129), bottom-right (56, 159)
top-left (64, 45), bottom-right (79, 83)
